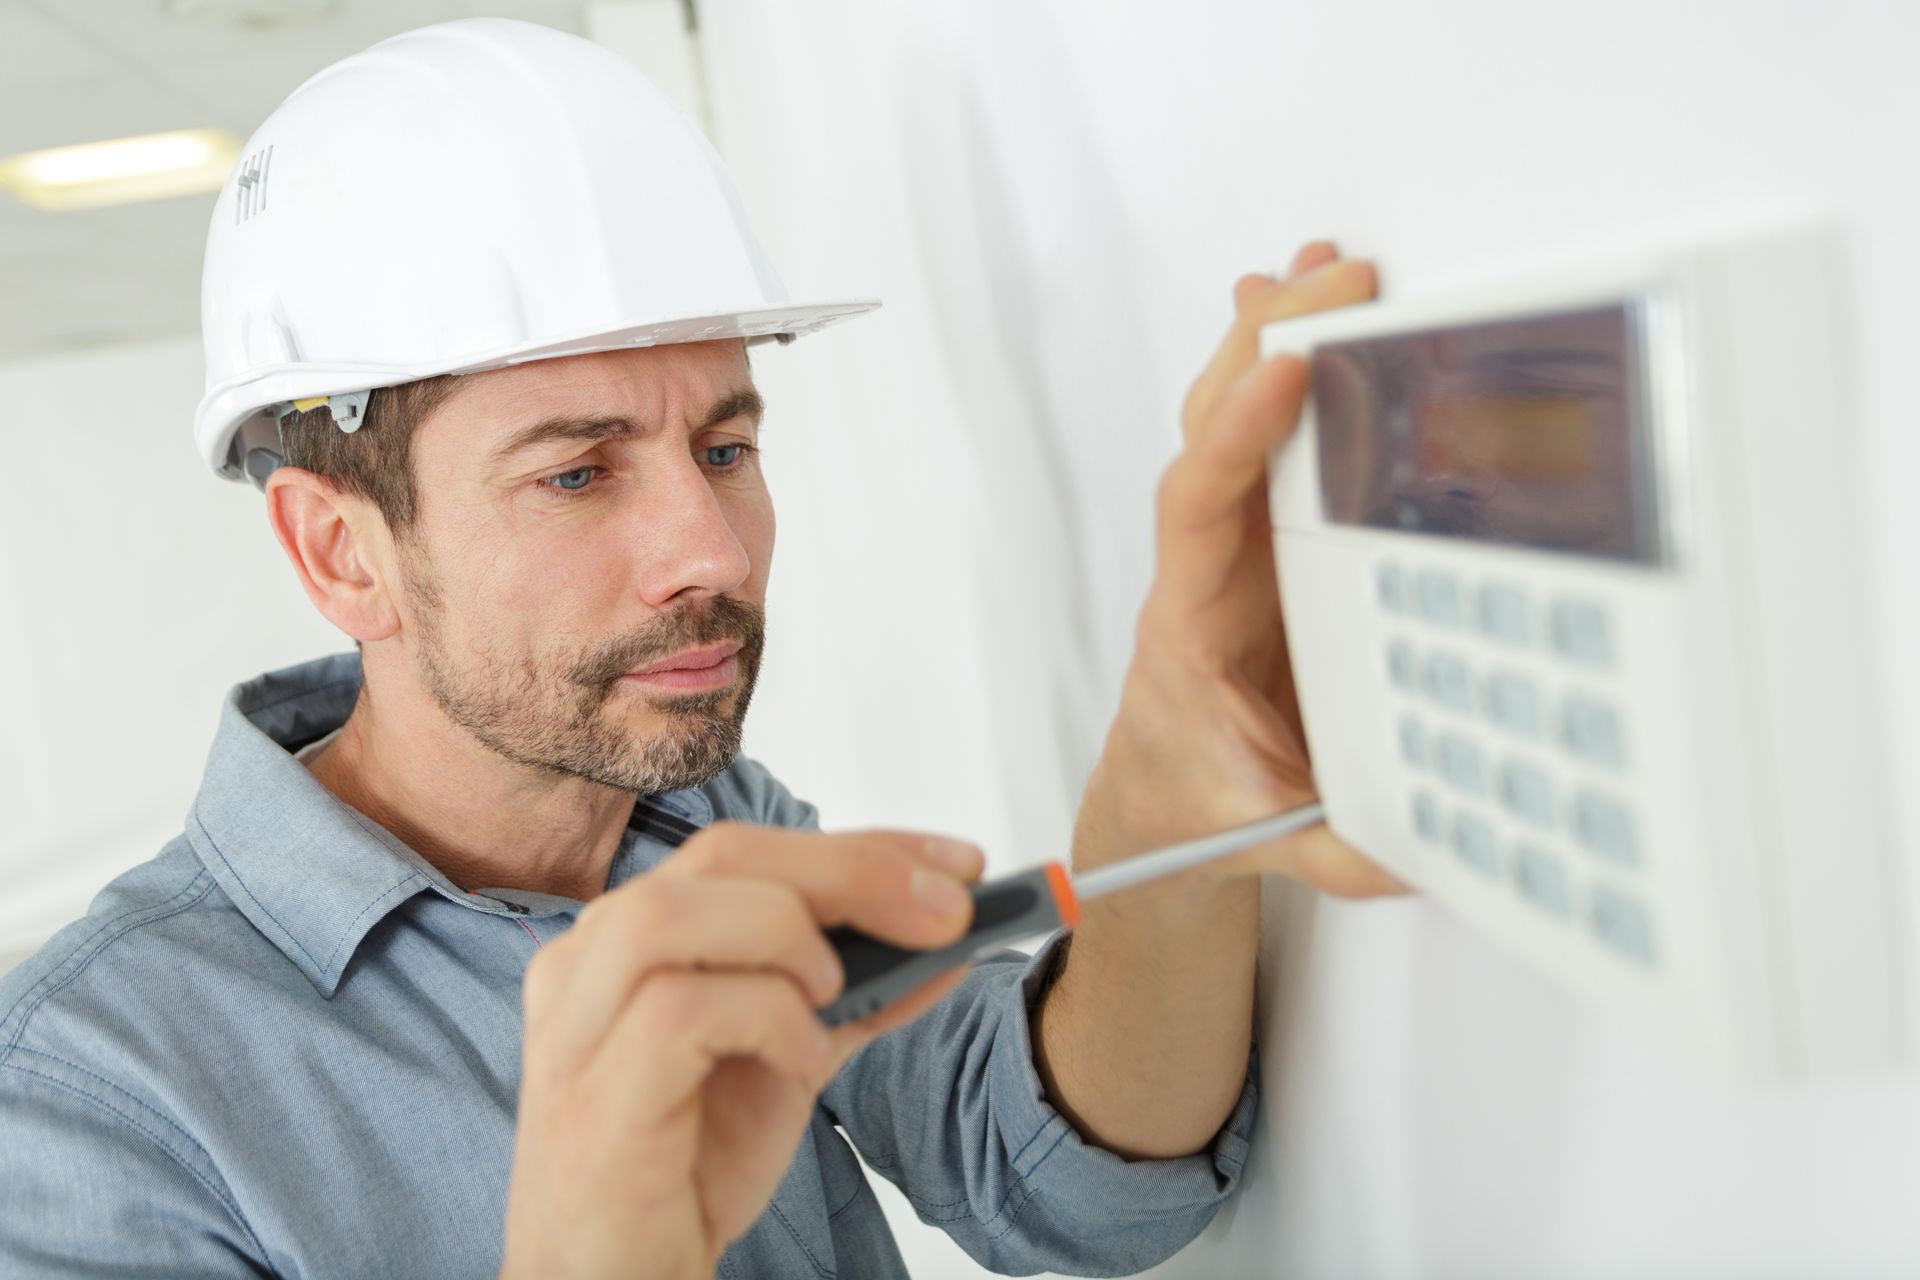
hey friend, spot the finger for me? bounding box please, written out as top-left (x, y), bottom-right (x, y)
top-left (658, 822), bottom-right (980, 950)
top-left (1229, 238), bottom-right (1337, 324)
top-left (1183, 278), bottom-right (1286, 447)
top-left (918, 833), bottom-right (987, 883)
top-left (1228, 243), bottom-right (1337, 315)
top-left (1291, 825), bottom-right (1412, 898)
top-left (1237, 242), bottom-right (1339, 312)
top-left (1182, 254), bottom-right (1375, 444)
top-left (524, 875), bottom-right (842, 1077)
top-left (1223, 823), bottom-right (1412, 898)
top-left (588, 970), bottom-right (835, 1104)
top-left (1288, 239), bottom-right (1339, 278)
top-left (1154, 352), bottom-right (1309, 611)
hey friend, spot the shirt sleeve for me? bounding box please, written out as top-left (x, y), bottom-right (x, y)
top-left (735, 755), bottom-right (1260, 1274)
top-left (822, 934), bottom-right (1258, 1276)
top-left (0, 1053), bottom-right (271, 1277)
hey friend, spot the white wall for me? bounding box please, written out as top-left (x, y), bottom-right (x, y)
top-left (0, 336), bottom-right (342, 973)
top-left (694, 1), bottom-right (1920, 1277)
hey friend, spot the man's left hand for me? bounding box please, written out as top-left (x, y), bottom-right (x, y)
top-left (1077, 240), bottom-right (1409, 900)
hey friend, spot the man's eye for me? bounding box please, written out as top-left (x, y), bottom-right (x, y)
top-left (705, 444), bottom-right (748, 467)
top-left (539, 466), bottom-right (598, 496)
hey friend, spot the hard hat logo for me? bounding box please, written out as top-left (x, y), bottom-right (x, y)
top-left (233, 145), bottom-right (272, 224)
top-left (194, 17), bottom-right (880, 485)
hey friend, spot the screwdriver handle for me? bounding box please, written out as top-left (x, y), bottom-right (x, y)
top-left (816, 863), bottom-right (1080, 1027)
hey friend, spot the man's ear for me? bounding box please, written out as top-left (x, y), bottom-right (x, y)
top-left (263, 467), bottom-right (402, 643)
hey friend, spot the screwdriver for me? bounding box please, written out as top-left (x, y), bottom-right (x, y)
top-left (816, 802), bottom-right (1327, 1026)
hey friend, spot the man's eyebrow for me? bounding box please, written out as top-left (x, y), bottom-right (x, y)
top-left (483, 387), bottom-right (764, 469)
top-left (484, 414), bottom-right (639, 469)
top-left (700, 388), bottom-right (765, 432)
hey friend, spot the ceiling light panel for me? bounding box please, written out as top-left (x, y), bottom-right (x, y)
top-left (0, 129), bottom-right (242, 212)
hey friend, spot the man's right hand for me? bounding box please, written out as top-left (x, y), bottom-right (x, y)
top-left (497, 821), bottom-right (985, 1280)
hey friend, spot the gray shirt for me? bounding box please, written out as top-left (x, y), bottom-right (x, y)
top-left (0, 653), bottom-right (1256, 1277)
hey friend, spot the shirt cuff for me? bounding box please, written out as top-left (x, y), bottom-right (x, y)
top-left (986, 933), bottom-right (1260, 1219)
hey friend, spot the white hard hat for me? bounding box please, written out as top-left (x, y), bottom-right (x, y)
top-left (195, 17), bottom-right (878, 486)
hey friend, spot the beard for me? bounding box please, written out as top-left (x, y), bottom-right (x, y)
top-left (402, 546), bottom-right (765, 794)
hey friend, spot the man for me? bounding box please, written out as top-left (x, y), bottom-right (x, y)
top-left (0, 19), bottom-right (1401, 1279)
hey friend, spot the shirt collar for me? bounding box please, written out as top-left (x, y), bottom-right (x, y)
top-left (186, 651), bottom-right (712, 998)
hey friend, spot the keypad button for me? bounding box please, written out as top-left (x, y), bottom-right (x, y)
top-left (1560, 696), bottom-right (1626, 768)
top-left (1449, 812), bottom-right (1501, 876)
top-left (1433, 734), bottom-right (1486, 797)
top-left (1590, 886), bottom-right (1657, 966)
top-left (1484, 671), bottom-right (1544, 738)
top-left (1415, 571), bottom-right (1464, 627)
top-left (1386, 639), bottom-right (1418, 691)
top-left (1424, 652), bottom-right (1474, 711)
top-left (1476, 583), bottom-right (1531, 645)
top-left (1397, 715), bottom-right (1428, 768)
top-left (1497, 761), bottom-right (1556, 828)
top-left (1572, 791), bottom-right (1639, 867)
top-left (1512, 845), bottom-right (1573, 917)
top-left (1377, 563), bottom-right (1409, 613)
top-left (1550, 599), bottom-right (1613, 667)
top-left (1411, 789), bottom-right (1443, 843)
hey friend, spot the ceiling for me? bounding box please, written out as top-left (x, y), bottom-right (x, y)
top-left (0, 0), bottom-right (589, 363)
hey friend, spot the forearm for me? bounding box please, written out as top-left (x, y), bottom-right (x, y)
top-left (1032, 754), bottom-right (1262, 1160)
top-left (1030, 244), bottom-right (1399, 1164)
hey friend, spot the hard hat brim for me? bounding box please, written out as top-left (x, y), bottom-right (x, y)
top-left (196, 296), bottom-right (881, 481)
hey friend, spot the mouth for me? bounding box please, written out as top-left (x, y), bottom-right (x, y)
top-left (618, 641), bottom-right (743, 692)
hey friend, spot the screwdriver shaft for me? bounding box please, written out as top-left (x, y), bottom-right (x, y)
top-left (1071, 803), bottom-right (1328, 902)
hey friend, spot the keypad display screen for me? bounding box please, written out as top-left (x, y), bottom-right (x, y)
top-left (1313, 301), bottom-right (1659, 564)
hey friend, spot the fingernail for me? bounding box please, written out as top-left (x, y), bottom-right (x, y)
top-left (923, 837), bottom-right (984, 877)
top-left (911, 867), bottom-right (971, 918)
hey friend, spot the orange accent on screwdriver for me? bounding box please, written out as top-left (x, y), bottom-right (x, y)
top-left (816, 803), bottom-right (1325, 1027)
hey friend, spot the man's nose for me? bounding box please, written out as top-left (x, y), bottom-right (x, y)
top-left (631, 456), bottom-right (752, 607)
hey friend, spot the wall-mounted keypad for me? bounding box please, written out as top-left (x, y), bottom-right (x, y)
top-left (1378, 561), bottom-right (1656, 970)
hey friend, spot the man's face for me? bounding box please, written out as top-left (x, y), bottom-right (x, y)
top-left (392, 339), bottom-right (773, 793)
